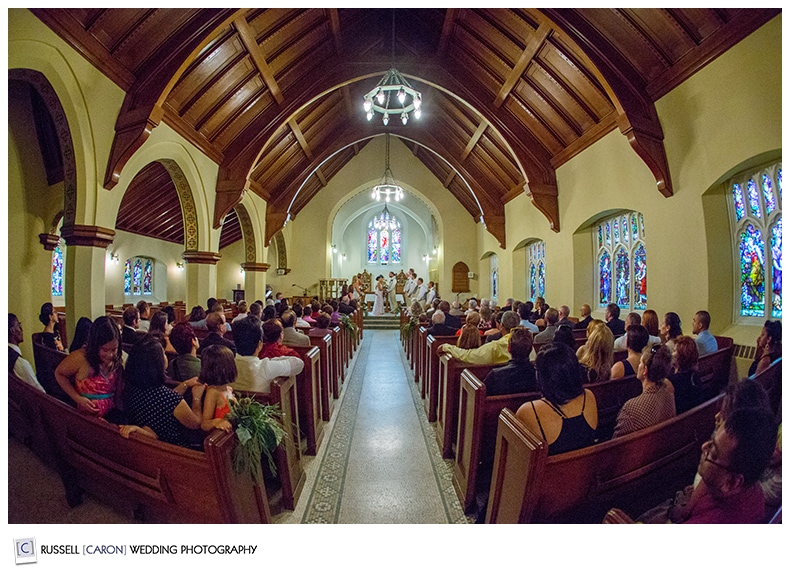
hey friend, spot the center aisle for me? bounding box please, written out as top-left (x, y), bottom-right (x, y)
top-left (281, 329), bottom-right (470, 524)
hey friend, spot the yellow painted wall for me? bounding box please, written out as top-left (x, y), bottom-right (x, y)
top-left (217, 239), bottom-right (247, 302)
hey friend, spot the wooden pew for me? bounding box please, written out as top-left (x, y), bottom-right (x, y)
top-left (452, 371), bottom-right (642, 513)
top-left (30, 333), bottom-right (71, 403)
top-left (331, 325), bottom-right (344, 393)
top-left (309, 333), bottom-right (335, 421)
top-left (414, 325), bottom-right (427, 383)
top-left (486, 394), bottom-right (722, 523)
top-left (288, 344), bottom-right (325, 456)
top-left (697, 344), bottom-right (734, 394)
top-left (235, 376), bottom-right (305, 512)
top-left (436, 354), bottom-right (494, 459)
top-left (423, 334), bottom-right (457, 422)
top-left (750, 357), bottom-right (782, 418)
top-left (10, 372), bottom-right (272, 523)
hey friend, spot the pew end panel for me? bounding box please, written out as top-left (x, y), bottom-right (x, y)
top-left (289, 344), bottom-right (325, 456)
top-left (424, 335), bottom-right (457, 421)
top-left (309, 333), bottom-right (335, 421)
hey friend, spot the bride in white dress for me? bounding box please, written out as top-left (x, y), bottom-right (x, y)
top-left (372, 275), bottom-right (386, 315)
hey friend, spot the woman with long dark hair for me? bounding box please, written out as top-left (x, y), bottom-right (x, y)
top-left (69, 317), bottom-right (93, 353)
top-left (54, 315), bottom-right (123, 420)
top-left (38, 302), bottom-right (64, 351)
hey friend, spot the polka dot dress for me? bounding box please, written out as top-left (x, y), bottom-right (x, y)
top-left (126, 385), bottom-right (193, 448)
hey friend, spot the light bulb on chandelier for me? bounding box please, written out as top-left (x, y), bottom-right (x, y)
top-left (362, 68), bottom-right (422, 126)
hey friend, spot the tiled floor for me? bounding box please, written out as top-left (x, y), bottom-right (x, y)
top-left (8, 329), bottom-right (471, 524)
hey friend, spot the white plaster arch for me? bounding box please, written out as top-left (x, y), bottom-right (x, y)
top-left (9, 39), bottom-right (103, 225)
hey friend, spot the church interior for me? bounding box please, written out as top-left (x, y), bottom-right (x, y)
top-left (6, 7), bottom-right (783, 538)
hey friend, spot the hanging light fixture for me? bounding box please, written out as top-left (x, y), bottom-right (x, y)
top-left (371, 134), bottom-right (404, 202)
top-left (363, 68), bottom-right (422, 126)
top-left (373, 205), bottom-right (400, 231)
top-left (362, 11), bottom-right (422, 126)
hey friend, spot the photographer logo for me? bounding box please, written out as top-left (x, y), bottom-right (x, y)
top-left (14, 538), bottom-right (37, 564)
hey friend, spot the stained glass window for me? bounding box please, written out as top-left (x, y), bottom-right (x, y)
top-left (596, 211), bottom-right (646, 312)
top-left (633, 244), bottom-right (647, 311)
top-left (366, 213), bottom-right (401, 265)
top-left (491, 254), bottom-right (499, 301)
top-left (392, 228), bottom-right (402, 264)
top-left (527, 241), bottom-right (546, 301)
top-left (51, 242), bottom-right (64, 297)
top-left (125, 257), bottom-right (154, 297)
top-left (728, 161), bottom-right (781, 320)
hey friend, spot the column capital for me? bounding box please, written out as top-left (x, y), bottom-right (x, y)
top-left (241, 262), bottom-right (271, 272)
top-left (61, 224), bottom-right (115, 248)
top-left (38, 233), bottom-right (61, 251)
top-left (182, 250), bottom-right (221, 265)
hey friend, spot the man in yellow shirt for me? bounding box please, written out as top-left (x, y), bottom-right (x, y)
top-left (439, 311), bottom-right (520, 364)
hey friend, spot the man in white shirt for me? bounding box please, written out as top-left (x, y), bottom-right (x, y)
top-left (136, 300), bottom-right (151, 332)
top-left (614, 312), bottom-right (660, 351)
top-left (231, 316), bottom-right (303, 394)
top-left (231, 300), bottom-right (249, 324)
top-left (692, 310), bottom-right (718, 357)
top-left (403, 270), bottom-right (416, 300)
top-left (425, 281), bottom-right (436, 308)
top-left (8, 313), bottom-right (45, 392)
top-left (415, 278), bottom-right (428, 306)
top-left (386, 271), bottom-right (398, 313)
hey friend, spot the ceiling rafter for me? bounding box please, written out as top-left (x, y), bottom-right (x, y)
top-left (494, 20), bottom-right (552, 107)
top-left (233, 15), bottom-right (283, 105)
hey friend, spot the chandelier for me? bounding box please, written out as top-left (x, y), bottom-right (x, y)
top-left (371, 134), bottom-right (404, 202)
top-left (363, 68), bottom-right (422, 126)
top-left (373, 205), bottom-right (400, 230)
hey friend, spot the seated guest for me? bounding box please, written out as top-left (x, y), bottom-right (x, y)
top-left (517, 302), bottom-right (539, 333)
top-left (577, 322), bottom-right (614, 383)
top-left (534, 307), bottom-right (560, 344)
top-left (483, 327), bottom-right (537, 396)
top-left (574, 304), bottom-right (593, 331)
top-left (262, 304), bottom-right (277, 322)
top-left (748, 319), bottom-right (781, 377)
top-left (327, 301), bottom-right (341, 325)
top-left (198, 344), bottom-right (237, 433)
top-left (120, 335), bottom-right (204, 449)
top-left (605, 303), bottom-right (625, 336)
top-left (231, 300), bottom-right (248, 324)
top-left (660, 311), bottom-right (683, 353)
top-left (556, 305), bottom-right (575, 330)
top-left (148, 310), bottom-right (176, 355)
top-left (407, 300), bottom-right (423, 319)
top-left (465, 298), bottom-right (478, 316)
top-left (439, 311), bottom-right (520, 365)
top-left (248, 302), bottom-right (263, 321)
top-left (613, 313), bottom-right (642, 351)
top-left (478, 305), bottom-right (493, 331)
top-left (38, 302), bottom-right (64, 351)
top-left (456, 317), bottom-right (482, 349)
top-left (610, 325), bottom-right (649, 380)
top-left (426, 310), bottom-right (456, 337)
top-left (337, 297), bottom-right (354, 316)
top-left (121, 306), bottom-right (143, 345)
top-left (187, 305), bottom-right (206, 323)
top-left (440, 300), bottom-right (462, 330)
top-left (669, 335), bottom-right (705, 414)
top-left (55, 316), bottom-right (124, 421)
top-left (691, 310), bottom-right (718, 357)
top-left (455, 311), bottom-right (480, 336)
top-left (612, 344), bottom-right (676, 438)
top-left (641, 309), bottom-right (661, 340)
top-left (449, 300), bottom-right (465, 317)
top-left (293, 303), bottom-right (311, 327)
top-left (552, 325), bottom-right (576, 349)
top-left (281, 310), bottom-right (310, 347)
top-left (197, 312), bottom-right (236, 356)
top-left (136, 300), bottom-right (151, 332)
top-left (8, 313), bottom-right (45, 391)
top-left (528, 297), bottom-right (545, 323)
top-left (260, 319), bottom-right (301, 359)
top-left (310, 301), bottom-right (321, 319)
top-left (515, 343), bottom-right (597, 455)
top-left (308, 313), bottom-right (333, 338)
top-left (502, 297), bottom-right (515, 313)
top-left (69, 317), bottom-right (93, 352)
top-left (162, 305), bottom-right (176, 327)
top-left (483, 311), bottom-right (503, 342)
top-left (231, 316), bottom-right (303, 394)
top-left (167, 322), bottom-right (201, 381)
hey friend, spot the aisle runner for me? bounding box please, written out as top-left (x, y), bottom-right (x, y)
top-left (300, 331), bottom-right (470, 523)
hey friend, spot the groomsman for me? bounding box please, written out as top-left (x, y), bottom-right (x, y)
top-left (387, 271), bottom-right (398, 313)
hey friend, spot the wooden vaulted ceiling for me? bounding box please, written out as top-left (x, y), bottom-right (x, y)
top-left (32, 8), bottom-right (779, 249)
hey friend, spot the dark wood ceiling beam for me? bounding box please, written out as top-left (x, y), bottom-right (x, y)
top-left (437, 8), bottom-right (459, 58)
top-left (542, 8), bottom-right (672, 198)
top-left (288, 119), bottom-right (313, 160)
top-left (341, 85), bottom-right (356, 121)
top-left (460, 121), bottom-right (488, 162)
top-left (443, 172), bottom-right (455, 188)
top-left (162, 104), bottom-right (225, 164)
top-left (102, 9), bottom-right (240, 190)
top-left (233, 15), bottom-right (283, 105)
top-left (328, 9), bottom-right (343, 54)
top-left (494, 20), bottom-right (552, 108)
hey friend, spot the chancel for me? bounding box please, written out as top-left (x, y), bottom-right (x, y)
top-left (7, 8), bottom-right (782, 530)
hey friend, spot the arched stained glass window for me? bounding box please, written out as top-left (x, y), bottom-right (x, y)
top-left (596, 211), bottom-right (646, 312)
top-left (490, 254), bottom-right (499, 302)
top-left (125, 256), bottom-right (154, 296)
top-left (366, 212), bottom-right (401, 265)
top-left (527, 241), bottom-right (546, 301)
top-left (51, 241), bottom-right (64, 297)
top-left (728, 161), bottom-right (782, 320)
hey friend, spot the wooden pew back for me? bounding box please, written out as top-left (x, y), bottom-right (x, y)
top-left (750, 357), bottom-right (782, 418)
top-left (487, 394), bottom-right (722, 523)
top-left (309, 333), bottom-right (335, 421)
top-left (10, 372), bottom-right (271, 523)
top-left (423, 334), bottom-right (458, 421)
top-left (30, 333), bottom-right (71, 402)
top-left (697, 344), bottom-right (734, 394)
top-left (288, 344), bottom-right (325, 456)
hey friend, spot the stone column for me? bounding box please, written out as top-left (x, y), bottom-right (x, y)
top-left (182, 250), bottom-right (220, 309)
top-left (60, 224), bottom-right (115, 342)
top-left (241, 262), bottom-right (270, 304)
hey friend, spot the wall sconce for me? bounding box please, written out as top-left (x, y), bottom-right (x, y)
top-left (342, 253), bottom-right (346, 260)
top-left (330, 244), bottom-right (338, 254)
top-left (176, 261), bottom-right (185, 270)
top-left (240, 266), bottom-right (245, 275)
top-left (432, 246), bottom-right (438, 255)
top-left (109, 252), bottom-right (120, 265)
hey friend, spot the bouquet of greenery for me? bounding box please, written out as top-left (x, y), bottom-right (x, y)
top-left (339, 313), bottom-right (358, 336)
top-left (227, 397), bottom-right (286, 481)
